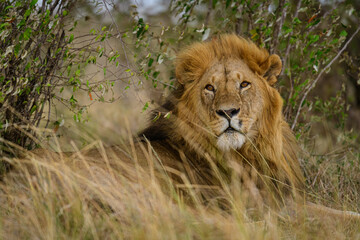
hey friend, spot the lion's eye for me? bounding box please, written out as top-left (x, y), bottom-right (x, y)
top-left (240, 81), bottom-right (250, 88)
top-left (205, 84), bottom-right (215, 91)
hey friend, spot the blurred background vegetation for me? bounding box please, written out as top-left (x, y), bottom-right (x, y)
top-left (1, 0), bottom-right (360, 208)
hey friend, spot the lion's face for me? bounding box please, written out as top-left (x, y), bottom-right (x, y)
top-left (197, 58), bottom-right (266, 151)
top-left (174, 35), bottom-right (283, 153)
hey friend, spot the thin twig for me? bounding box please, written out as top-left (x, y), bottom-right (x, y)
top-left (283, 0), bottom-right (302, 118)
top-left (246, 3), bottom-right (254, 32)
top-left (307, 2), bottom-right (340, 33)
top-left (102, 0), bottom-right (130, 68)
top-left (235, 4), bottom-right (243, 35)
top-left (204, 0), bottom-right (212, 27)
top-left (44, 93), bottom-right (52, 129)
top-left (291, 25), bottom-right (360, 130)
top-left (271, 0), bottom-right (287, 54)
top-left (282, 0), bottom-right (302, 73)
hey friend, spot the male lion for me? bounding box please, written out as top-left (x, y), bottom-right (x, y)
top-left (139, 34), bottom-right (304, 207)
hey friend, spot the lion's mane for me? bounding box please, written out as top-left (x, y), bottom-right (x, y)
top-left (140, 34), bottom-right (303, 202)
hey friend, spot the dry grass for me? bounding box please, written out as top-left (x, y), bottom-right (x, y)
top-left (1, 122), bottom-right (360, 239)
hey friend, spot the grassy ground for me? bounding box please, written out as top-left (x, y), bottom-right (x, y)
top-left (1, 117), bottom-right (360, 239)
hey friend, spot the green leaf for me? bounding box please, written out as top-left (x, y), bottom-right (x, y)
top-left (30, 105), bottom-right (37, 114)
top-left (148, 58), bottom-right (154, 67)
top-left (293, 17), bottom-right (301, 24)
top-left (308, 34), bottom-right (319, 44)
top-left (153, 112), bottom-right (161, 122)
top-left (331, 38), bottom-right (339, 44)
top-left (340, 30), bottom-right (347, 37)
top-left (212, 0), bottom-right (218, 8)
top-left (153, 71), bottom-right (160, 78)
top-left (63, 10), bottom-right (68, 16)
top-left (70, 95), bottom-right (77, 105)
top-left (30, 0), bottom-right (38, 7)
top-left (98, 48), bottom-right (104, 57)
top-left (164, 112), bottom-right (171, 119)
top-left (142, 102), bottom-right (149, 112)
top-left (24, 9), bottom-right (31, 18)
top-left (14, 44), bottom-right (21, 56)
top-left (69, 34), bottom-right (74, 43)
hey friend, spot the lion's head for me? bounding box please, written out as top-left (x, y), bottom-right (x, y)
top-left (174, 35), bottom-right (283, 152)
top-left (142, 34), bottom-right (303, 194)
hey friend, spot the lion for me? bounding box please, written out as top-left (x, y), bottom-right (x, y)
top-left (138, 34), bottom-right (304, 207)
top-left (135, 35), bottom-right (360, 218)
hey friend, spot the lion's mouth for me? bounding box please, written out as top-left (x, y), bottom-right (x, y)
top-left (224, 127), bottom-right (237, 133)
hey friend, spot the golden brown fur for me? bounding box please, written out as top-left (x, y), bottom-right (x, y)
top-left (140, 34), bottom-right (304, 206)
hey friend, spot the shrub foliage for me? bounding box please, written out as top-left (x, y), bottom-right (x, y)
top-left (0, 0), bottom-right (78, 151)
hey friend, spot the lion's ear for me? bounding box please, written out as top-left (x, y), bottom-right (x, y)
top-left (175, 56), bottom-right (202, 85)
top-left (260, 54), bottom-right (282, 85)
top-left (175, 61), bottom-right (191, 85)
top-left (175, 43), bottom-right (213, 85)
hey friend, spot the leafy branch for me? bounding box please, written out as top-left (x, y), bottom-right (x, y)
top-left (291, 25), bottom-right (360, 130)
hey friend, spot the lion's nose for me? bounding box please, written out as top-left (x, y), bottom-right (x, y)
top-left (216, 108), bottom-right (240, 119)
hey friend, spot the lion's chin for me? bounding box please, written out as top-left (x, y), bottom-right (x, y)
top-left (216, 132), bottom-right (246, 152)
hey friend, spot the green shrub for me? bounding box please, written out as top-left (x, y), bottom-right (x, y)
top-left (0, 0), bottom-right (79, 152)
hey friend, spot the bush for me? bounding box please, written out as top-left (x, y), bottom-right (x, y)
top-left (0, 0), bottom-right (126, 155)
top-left (0, 0), bottom-right (79, 152)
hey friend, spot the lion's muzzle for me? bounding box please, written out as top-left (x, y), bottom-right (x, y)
top-left (216, 117), bottom-right (245, 151)
top-left (216, 108), bottom-right (240, 120)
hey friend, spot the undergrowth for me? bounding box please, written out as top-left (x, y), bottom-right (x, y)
top-left (1, 123), bottom-right (360, 239)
